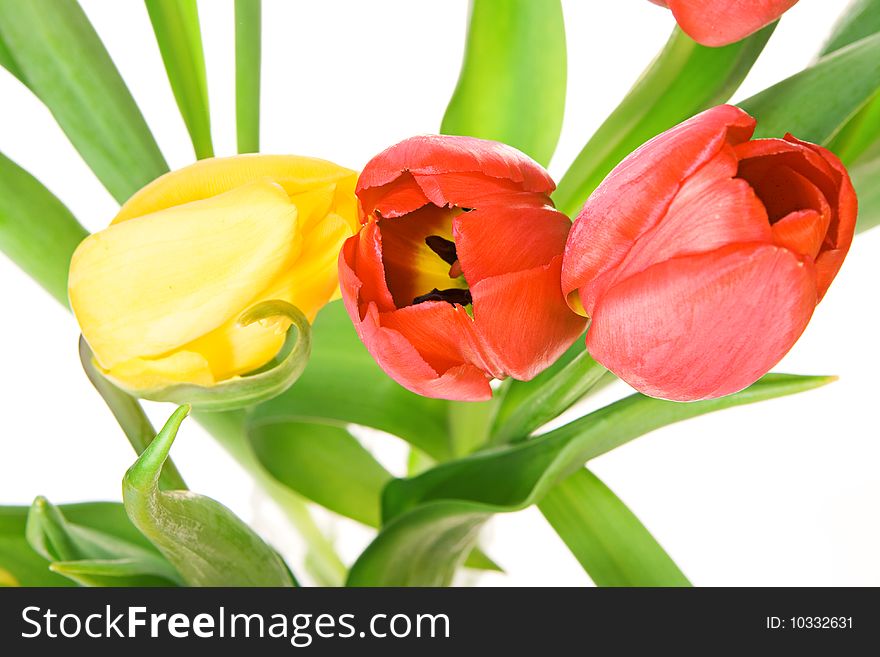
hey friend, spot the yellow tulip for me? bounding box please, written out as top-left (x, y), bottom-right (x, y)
top-left (69, 155), bottom-right (358, 393)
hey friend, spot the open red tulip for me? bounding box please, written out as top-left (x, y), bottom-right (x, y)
top-left (649, 0), bottom-right (799, 47)
top-left (340, 135), bottom-right (586, 401)
top-left (562, 105), bottom-right (857, 401)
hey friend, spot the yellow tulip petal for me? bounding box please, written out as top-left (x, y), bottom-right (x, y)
top-left (70, 180), bottom-right (300, 370)
top-left (114, 155), bottom-right (357, 224)
top-left (105, 350), bottom-right (214, 390)
top-left (264, 212), bottom-right (353, 321)
top-left (176, 310), bottom-right (288, 383)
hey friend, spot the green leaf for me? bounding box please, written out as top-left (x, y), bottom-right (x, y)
top-left (252, 301), bottom-right (453, 461)
top-left (490, 347), bottom-right (608, 445)
top-left (819, 1), bottom-right (880, 164)
top-left (441, 0), bottom-right (566, 166)
top-left (554, 25), bottom-right (774, 217)
top-left (821, 0), bottom-right (880, 56)
top-left (348, 374), bottom-right (832, 585)
top-left (853, 154), bottom-right (880, 232)
top-left (235, 0), bottom-right (261, 154)
top-left (0, 152), bottom-right (88, 306)
top-left (740, 32), bottom-right (880, 146)
top-left (123, 405), bottom-right (296, 586)
top-left (2, 502), bottom-right (172, 587)
top-left (133, 301), bottom-right (312, 411)
top-left (26, 497), bottom-right (181, 587)
top-left (538, 468), bottom-right (690, 586)
top-left (248, 420), bottom-right (392, 527)
top-left (145, 0), bottom-right (213, 159)
top-left (0, 0), bottom-right (168, 202)
top-left (0, 508), bottom-right (70, 587)
top-left (0, 31), bottom-right (23, 82)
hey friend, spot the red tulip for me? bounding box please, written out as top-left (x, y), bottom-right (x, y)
top-left (340, 135), bottom-right (586, 401)
top-left (649, 0), bottom-right (799, 47)
top-left (562, 105), bottom-right (857, 401)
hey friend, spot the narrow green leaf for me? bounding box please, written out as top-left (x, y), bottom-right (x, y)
top-left (135, 301), bottom-right (312, 411)
top-left (538, 468), bottom-right (690, 587)
top-left (25, 497), bottom-right (181, 587)
top-left (819, 1), bottom-right (880, 164)
top-left (441, 0), bottom-right (566, 166)
top-left (79, 336), bottom-right (187, 491)
top-left (554, 24), bottom-right (774, 216)
top-left (740, 33), bottom-right (880, 146)
top-left (123, 405), bottom-right (296, 586)
top-left (821, 0), bottom-right (880, 56)
top-left (0, 0), bottom-right (168, 202)
top-left (145, 0), bottom-right (213, 159)
top-left (0, 152), bottom-right (88, 306)
top-left (348, 374), bottom-right (832, 585)
top-left (252, 301), bottom-right (452, 461)
top-left (248, 420), bottom-right (392, 527)
top-left (490, 347), bottom-right (608, 445)
top-left (235, 0), bottom-right (261, 154)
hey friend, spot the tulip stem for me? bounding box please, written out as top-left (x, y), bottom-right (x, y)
top-left (489, 349), bottom-right (609, 445)
top-left (78, 337), bottom-right (188, 492)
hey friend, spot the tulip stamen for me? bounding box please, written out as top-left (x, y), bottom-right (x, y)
top-left (425, 235), bottom-right (458, 266)
top-left (412, 288), bottom-right (473, 306)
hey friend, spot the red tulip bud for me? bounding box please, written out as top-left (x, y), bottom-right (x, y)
top-left (562, 105), bottom-right (857, 401)
top-left (650, 0), bottom-right (799, 47)
top-left (340, 135), bottom-right (586, 401)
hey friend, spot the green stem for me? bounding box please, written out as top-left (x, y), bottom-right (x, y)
top-left (78, 337), bottom-right (187, 491)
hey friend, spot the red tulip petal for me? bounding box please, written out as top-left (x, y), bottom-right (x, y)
top-left (735, 138), bottom-right (839, 203)
top-left (471, 256), bottom-right (586, 381)
top-left (412, 172), bottom-right (530, 208)
top-left (783, 135), bottom-right (858, 298)
top-left (771, 208), bottom-right (827, 259)
top-left (454, 200), bottom-right (571, 285)
top-left (355, 303), bottom-right (492, 401)
top-left (379, 301), bottom-right (498, 378)
top-left (339, 225), bottom-right (396, 317)
top-left (562, 105), bottom-right (755, 312)
top-left (357, 172), bottom-right (430, 219)
top-left (581, 144), bottom-right (773, 310)
top-left (357, 135), bottom-right (554, 194)
top-left (587, 243), bottom-right (817, 401)
top-left (666, 0), bottom-right (799, 47)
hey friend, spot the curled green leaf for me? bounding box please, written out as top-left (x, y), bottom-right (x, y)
top-left (123, 405), bottom-right (296, 587)
top-left (132, 300), bottom-right (312, 411)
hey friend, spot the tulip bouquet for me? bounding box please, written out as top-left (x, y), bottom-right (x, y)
top-left (1, 0), bottom-right (878, 588)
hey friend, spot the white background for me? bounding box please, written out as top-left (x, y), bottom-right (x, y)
top-left (1, 0), bottom-right (878, 586)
